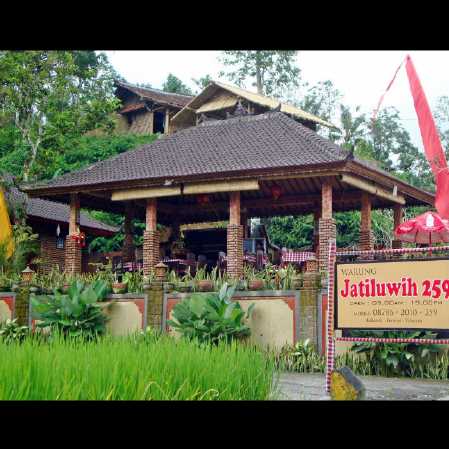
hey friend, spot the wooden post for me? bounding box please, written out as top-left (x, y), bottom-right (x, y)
top-left (321, 182), bottom-right (332, 219)
top-left (360, 192), bottom-right (373, 252)
top-left (361, 193), bottom-right (372, 233)
top-left (146, 198), bottom-right (157, 231)
top-left (69, 193), bottom-right (80, 235)
top-left (229, 192), bottom-right (241, 225)
top-left (164, 109), bottom-right (170, 135)
top-left (393, 205), bottom-right (403, 229)
top-left (392, 205), bottom-right (403, 250)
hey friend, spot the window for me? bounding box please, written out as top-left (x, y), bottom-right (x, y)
top-left (56, 236), bottom-right (65, 249)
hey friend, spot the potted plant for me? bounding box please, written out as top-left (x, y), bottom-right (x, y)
top-left (112, 273), bottom-right (127, 294)
top-left (247, 269), bottom-right (265, 290)
top-left (195, 267), bottom-right (214, 292)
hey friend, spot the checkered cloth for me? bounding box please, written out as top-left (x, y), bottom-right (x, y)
top-left (122, 262), bottom-right (143, 271)
top-left (281, 251), bottom-right (316, 263)
top-left (222, 254), bottom-right (268, 264)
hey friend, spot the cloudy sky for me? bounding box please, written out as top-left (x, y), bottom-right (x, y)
top-left (104, 51), bottom-right (449, 151)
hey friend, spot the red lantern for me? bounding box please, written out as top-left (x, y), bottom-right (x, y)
top-left (270, 185), bottom-right (282, 200)
top-left (71, 231), bottom-right (86, 248)
top-left (197, 194), bottom-right (210, 205)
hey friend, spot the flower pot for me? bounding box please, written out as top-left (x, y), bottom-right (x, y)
top-left (178, 282), bottom-right (192, 293)
top-left (112, 282), bottom-right (128, 294)
top-left (197, 280), bottom-right (214, 292)
top-left (248, 279), bottom-right (264, 290)
top-left (292, 276), bottom-right (303, 290)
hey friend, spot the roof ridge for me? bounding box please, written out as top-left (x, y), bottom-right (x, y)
top-left (116, 80), bottom-right (194, 99)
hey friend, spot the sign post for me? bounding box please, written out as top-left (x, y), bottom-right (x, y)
top-left (325, 245), bottom-right (449, 394)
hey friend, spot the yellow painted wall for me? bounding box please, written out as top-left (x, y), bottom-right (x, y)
top-left (237, 299), bottom-right (294, 350)
top-left (166, 297), bottom-right (296, 350)
top-left (104, 301), bottom-right (143, 336)
top-left (0, 300), bottom-right (12, 323)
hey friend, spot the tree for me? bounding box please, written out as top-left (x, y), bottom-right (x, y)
top-left (434, 95), bottom-right (449, 158)
top-left (218, 51), bottom-right (300, 97)
top-left (191, 74), bottom-right (214, 93)
top-left (0, 51), bottom-right (119, 181)
top-left (162, 73), bottom-right (193, 95)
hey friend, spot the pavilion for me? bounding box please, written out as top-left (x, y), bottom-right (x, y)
top-left (22, 111), bottom-right (434, 278)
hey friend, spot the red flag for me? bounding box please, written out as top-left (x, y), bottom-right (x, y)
top-left (405, 54), bottom-right (449, 218)
top-left (372, 58), bottom-right (404, 123)
top-left (436, 168), bottom-right (449, 219)
top-left (405, 55), bottom-right (447, 177)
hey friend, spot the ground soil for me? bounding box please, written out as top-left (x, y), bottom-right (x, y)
top-left (275, 372), bottom-right (449, 400)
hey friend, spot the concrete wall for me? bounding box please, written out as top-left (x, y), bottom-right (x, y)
top-left (29, 294), bottom-right (147, 336)
top-left (163, 290), bottom-right (321, 351)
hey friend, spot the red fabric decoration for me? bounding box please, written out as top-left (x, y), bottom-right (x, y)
top-left (71, 232), bottom-right (86, 248)
top-left (197, 194), bottom-right (210, 205)
top-left (394, 211), bottom-right (449, 244)
top-left (270, 185), bottom-right (282, 200)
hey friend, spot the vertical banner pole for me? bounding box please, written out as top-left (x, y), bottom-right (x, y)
top-left (325, 239), bottom-right (337, 394)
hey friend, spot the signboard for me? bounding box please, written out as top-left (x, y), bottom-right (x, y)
top-left (335, 258), bottom-right (449, 330)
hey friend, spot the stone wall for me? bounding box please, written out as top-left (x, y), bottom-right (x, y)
top-left (226, 224), bottom-right (243, 279)
top-left (65, 236), bottom-right (82, 275)
top-left (318, 218), bottom-right (336, 274)
top-left (143, 230), bottom-right (160, 276)
top-left (39, 234), bottom-right (66, 274)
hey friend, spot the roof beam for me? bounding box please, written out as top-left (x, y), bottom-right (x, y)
top-left (183, 180), bottom-right (259, 195)
top-left (340, 174), bottom-right (405, 205)
top-left (111, 186), bottom-right (181, 201)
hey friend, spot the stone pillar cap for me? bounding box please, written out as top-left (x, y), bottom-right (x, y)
top-left (155, 262), bottom-right (168, 268)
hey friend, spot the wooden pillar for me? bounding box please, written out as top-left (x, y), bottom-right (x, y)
top-left (318, 182), bottom-right (336, 274)
top-left (65, 193), bottom-right (81, 275)
top-left (122, 202), bottom-right (135, 263)
top-left (69, 193), bottom-right (80, 235)
top-left (359, 192), bottom-right (374, 251)
top-left (143, 198), bottom-right (160, 276)
top-left (392, 205), bottom-right (403, 249)
top-left (164, 109), bottom-right (170, 135)
top-left (227, 192), bottom-right (243, 279)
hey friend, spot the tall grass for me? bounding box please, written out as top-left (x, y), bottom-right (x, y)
top-left (0, 334), bottom-right (276, 400)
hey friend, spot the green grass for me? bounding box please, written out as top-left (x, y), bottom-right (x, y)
top-left (0, 334), bottom-right (276, 400)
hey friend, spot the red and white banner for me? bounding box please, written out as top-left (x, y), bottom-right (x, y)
top-left (373, 54), bottom-right (449, 219)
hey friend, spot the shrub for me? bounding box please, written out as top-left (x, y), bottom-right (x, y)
top-left (349, 330), bottom-right (441, 377)
top-left (0, 318), bottom-right (29, 344)
top-left (31, 280), bottom-right (110, 338)
top-left (275, 339), bottom-right (325, 373)
top-left (167, 283), bottom-right (255, 344)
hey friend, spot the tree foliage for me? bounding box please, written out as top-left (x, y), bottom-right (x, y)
top-left (0, 51), bottom-right (120, 181)
top-left (162, 73), bottom-right (193, 95)
top-left (219, 51), bottom-right (300, 97)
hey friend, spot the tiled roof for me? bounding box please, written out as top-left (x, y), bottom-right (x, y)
top-left (6, 183), bottom-right (118, 235)
top-left (24, 112), bottom-right (349, 192)
top-left (115, 81), bottom-right (193, 109)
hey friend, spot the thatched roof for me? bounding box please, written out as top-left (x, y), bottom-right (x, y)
top-left (171, 80), bottom-right (337, 129)
top-left (115, 80), bottom-right (193, 111)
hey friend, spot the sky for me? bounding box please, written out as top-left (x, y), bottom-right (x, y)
top-left (104, 50), bottom-right (449, 152)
